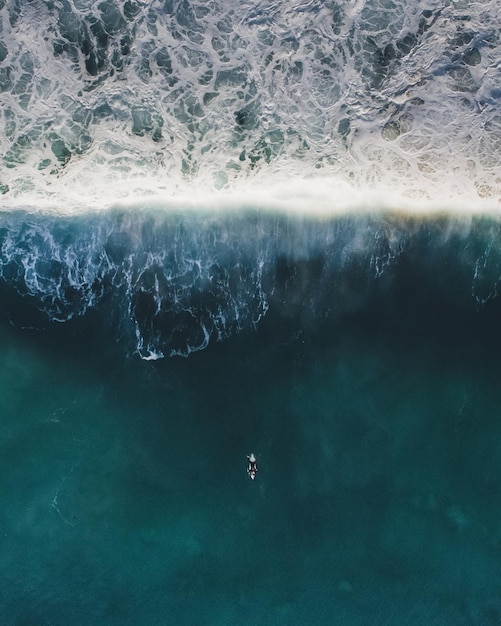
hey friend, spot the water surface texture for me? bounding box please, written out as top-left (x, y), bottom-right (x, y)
top-left (0, 1), bottom-right (501, 624)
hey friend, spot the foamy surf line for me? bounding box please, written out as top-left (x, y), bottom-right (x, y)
top-left (1, 177), bottom-right (500, 219)
top-left (68, 179), bottom-right (501, 218)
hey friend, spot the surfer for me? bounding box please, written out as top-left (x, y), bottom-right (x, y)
top-left (247, 453), bottom-right (257, 480)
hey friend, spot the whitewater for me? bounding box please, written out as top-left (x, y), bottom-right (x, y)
top-left (1, 0), bottom-right (500, 358)
top-left (0, 0), bottom-right (499, 212)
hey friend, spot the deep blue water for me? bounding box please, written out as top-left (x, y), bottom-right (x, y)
top-left (1, 211), bottom-right (501, 624)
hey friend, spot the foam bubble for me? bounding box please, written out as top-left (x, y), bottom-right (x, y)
top-left (0, 0), bottom-right (499, 214)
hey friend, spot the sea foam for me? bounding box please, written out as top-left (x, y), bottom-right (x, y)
top-left (0, 0), bottom-right (499, 214)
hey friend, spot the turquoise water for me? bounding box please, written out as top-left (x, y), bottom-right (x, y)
top-left (1, 225), bottom-right (501, 624)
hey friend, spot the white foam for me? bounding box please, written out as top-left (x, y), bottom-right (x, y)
top-left (0, 0), bottom-right (499, 216)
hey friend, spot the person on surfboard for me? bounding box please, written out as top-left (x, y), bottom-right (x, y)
top-left (247, 453), bottom-right (257, 480)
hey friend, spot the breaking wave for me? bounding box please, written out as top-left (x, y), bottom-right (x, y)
top-left (1, 209), bottom-right (500, 358)
top-left (0, 0), bottom-right (500, 356)
top-left (0, 0), bottom-right (499, 209)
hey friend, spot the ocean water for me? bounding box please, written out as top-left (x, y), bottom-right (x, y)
top-left (1, 0), bottom-right (501, 624)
